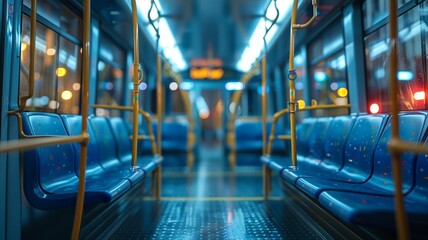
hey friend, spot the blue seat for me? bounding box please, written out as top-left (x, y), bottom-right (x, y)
top-left (236, 118), bottom-right (286, 166)
top-left (108, 117), bottom-right (161, 174)
top-left (318, 136), bottom-right (428, 230)
top-left (318, 115), bottom-right (356, 171)
top-left (280, 117), bottom-right (333, 182)
top-left (235, 119), bottom-right (264, 153)
top-left (143, 118), bottom-right (190, 167)
top-left (261, 117), bottom-right (317, 173)
top-left (22, 112), bottom-right (130, 210)
top-left (295, 114), bottom-right (388, 197)
top-left (88, 116), bottom-right (147, 184)
top-left (161, 120), bottom-right (189, 152)
top-left (299, 112), bottom-right (427, 198)
top-left (236, 119), bottom-right (285, 154)
top-left (61, 114), bottom-right (108, 177)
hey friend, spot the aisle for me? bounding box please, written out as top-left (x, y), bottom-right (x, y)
top-left (106, 144), bottom-right (330, 239)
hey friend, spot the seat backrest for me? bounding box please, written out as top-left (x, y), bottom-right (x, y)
top-left (414, 137), bottom-right (428, 197)
top-left (368, 112), bottom-right (428, 193)
top-left (21, 112), bottom-right (77, 193)
top-left (89, 116), bottom-right (121, 169)
top-left (61, 114), bottom-right (101, 174)
top-left (235, 119), bottom-right (262, 141)
top-left (108, 117), bottom-right (132, 164)
top-left (340, 114), bottom-right (388, 182)
top-left (162, 121), bottom-right (188, 141)
top-left (321, 115), bottom-right (356, 171)
top-left (296, 118), bottom-right (317, 156)
top-left (307, 117), bottom-right (332, 162)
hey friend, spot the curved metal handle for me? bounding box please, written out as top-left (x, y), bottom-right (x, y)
top-left (138, 67), bottom-right (144, 84)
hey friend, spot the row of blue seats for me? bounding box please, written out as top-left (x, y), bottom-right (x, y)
top-left (142, 117), bottom-right (193, 167)
top-left (234, 118), bottom-right (286, 153)
top-left (143, 119), bottom-right (189, 153)
top-left (261, 112), bottom-right (428, 231)
top-left (21, 112), bottom-right (162, 210)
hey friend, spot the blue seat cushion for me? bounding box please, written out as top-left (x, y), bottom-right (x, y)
top-left (260, 155), bottom-right (271, 165)
top-left (26, 178), bottom-right (131, 210)
top-left (318, 133), bottom-right (428, 230)
top-left (318, 191), bottom-right (428, 230)
top-left (137, 155), bottom-right (163, 174)
top-left (267, 155), bottom-right (292, 174)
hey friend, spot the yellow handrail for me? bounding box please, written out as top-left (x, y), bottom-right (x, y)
top-left (266, 104), bottom-right (350, 155)
top-left (0, 136), bottom-right (87, 153)
top-left (71, 0), bottom-right (90, 238)
top-left (226, 64), bottom-right (259, 168)
top-left (92, 104), bottom-right (158, 155)
top-left (131, 0), bottom-right (143, 167)
top-left (21, 0), bottom-right (36, 111)
top-left (156, 54), bottom-right (162, 156)
top-left (164, 65), bottom-right (196, 168)
top-left (388, 0), bottom-right (409, 239)
top-left (261, 55), bottom-right (270, 198)
top-left (9, 0), bottom-right (37, 114)
top-left (261, 55), bottom-right (267, 156)
top-left (147, 0), bottom-right (163, 199)
top-left (288, 0), bottom-right (317, 168)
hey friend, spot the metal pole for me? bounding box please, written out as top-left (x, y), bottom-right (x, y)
top-left (288, 0), bottom-right (317, 168)
top-left (71, 0), bottom-right (90, 238)
top-left (388, 0), bottom-right (409, 238)
top-left (131, 0), bottom-right (141, 167)
top-left (262, 55), bottom-right (267, 156)
top-left (157, 54), bottom-right (162, 155)
top-left (288, 0), bottom-right (299, 168)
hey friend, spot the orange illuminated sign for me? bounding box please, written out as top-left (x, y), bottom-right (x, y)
top-left (190, 67), bottom-right (224, 80)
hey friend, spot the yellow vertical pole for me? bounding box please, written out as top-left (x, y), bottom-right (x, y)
top-left (174, 74), bottom-right (195, 168)
top-left (262, 55), bottom-right (267, 156)
top-left (71, 0), bottom-right (90, 238)
top-left (262, 55), bottom-right (271, 198)
top-left (288, 0), bottom-right (299, 168)
top-left (388, 0), bottom-right (409, 239)
top-left (155, 54), bottom-right (162, 199)
top-left (156, 54), bottom-right (162, 156)
top-left (25, 0), bottom-right (37, 110)
top-left (131, 0), bottom-right (141, 167)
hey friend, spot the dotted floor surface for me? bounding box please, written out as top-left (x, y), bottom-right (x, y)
top-left (107, 144), bottom-right (331, 239)
top-left (109, 200), bottom-right (326, 240)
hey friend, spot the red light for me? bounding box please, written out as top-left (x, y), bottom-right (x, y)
top-left (370, 103), bottom-right (380, 114)
top-left (414, 91), bottom-right (425, 101)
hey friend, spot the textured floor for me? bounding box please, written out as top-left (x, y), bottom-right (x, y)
top-left (107, 144), bottom-right (331, 239)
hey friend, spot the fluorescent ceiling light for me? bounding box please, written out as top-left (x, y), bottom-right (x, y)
top-left (134, 0), bottom-right (187, 71)
top-left (225, 82), bottom-right (245, 91)
top-left (179, 82), bottom-right (194, 90)
top-left (236, 0), bottom-right (293, 72)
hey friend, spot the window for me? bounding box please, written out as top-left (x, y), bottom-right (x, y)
top-left (20, 6), bottom-right (82, 114)
top-left (363, 0), bottom-right (412, 30)
top-left (293, 50), bottom-right (307, 103)
top-left (364, 3), bottom-right (426, 113)
top-left (308, 20), bottom-right (348, 117)
top-left (23, 0), bottom-right (82, 40)
top-left (96, 36), bottom-right (125, 116)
